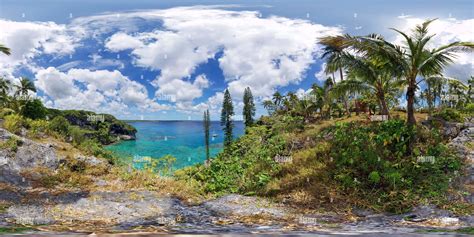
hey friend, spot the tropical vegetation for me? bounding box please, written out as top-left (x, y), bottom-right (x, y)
top-left (178, 19), bottom-right (474, 213)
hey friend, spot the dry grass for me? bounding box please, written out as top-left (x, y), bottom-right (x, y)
top-left (99, 166), bottom-right (204, 204)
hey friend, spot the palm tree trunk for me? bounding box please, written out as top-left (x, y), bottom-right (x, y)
top-left (406, 82), bottom-right (416, 126)
top-left (406, 78), bottom-right (417, 155)
top-left (338, 68), bottom-right (351, 116)
top-left (379, 96), bottom-right (390, 117)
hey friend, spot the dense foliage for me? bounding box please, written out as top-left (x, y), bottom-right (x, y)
top-left (323, 120), bottom-right (461, 212)
top-left (178, 114), bottom-right (464, 213)
top-left (176, 119), bottom-right (290, 194)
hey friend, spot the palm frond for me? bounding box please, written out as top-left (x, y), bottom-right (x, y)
top-left (0, 44), bottom-right (11, 56)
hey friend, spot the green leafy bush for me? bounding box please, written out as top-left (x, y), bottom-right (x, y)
top-left (326, 119), bottom-right (461, 212)
top-left (48, 116), bottom-right (70, 136)
top-left (27, 119), bottom-right (50, 137)
top-left (21, 99), bottom-right (47, 120)
top-left (176, 125), bottom-right (286, 194)
top-left (68, 126), bottom-right (88, 145)
top-left (77, 139), bottom-right (116, 163)
top-left (433, 108), bottom-right (463, 122)
top-left (3, 114), bottom-right (26, 134)
top-left (0, 108), bottom-right (14, 119)
top-left (464, 103), bottom-right (474, 115)
top-left (0, 136), bottom-right (22, 152)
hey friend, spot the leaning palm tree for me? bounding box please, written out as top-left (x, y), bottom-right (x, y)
top-left (319, 36), bottom-right (351, 115)
top-left (347, 19), bottom-right (474, 126)
top-left (14, 77), bottom-right (36, 99)
top-left (0, 44), bottom-right (10, 56)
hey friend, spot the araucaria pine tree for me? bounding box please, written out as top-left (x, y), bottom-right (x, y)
top-left (203, 109), bottom-right (211, 161)
top-left (242, 87), bottom-right (255, 128)
top-left (221, 89), bottom-right (234, 148)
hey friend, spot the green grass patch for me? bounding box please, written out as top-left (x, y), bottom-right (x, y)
top-left (418, 227), bottom-right (474, 235)
top-left (0, 226), bottom-right (35, 234)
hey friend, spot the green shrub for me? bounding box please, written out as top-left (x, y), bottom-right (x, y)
top-left (27, 119), bottom-right (50, 137)
top-left (177, 125), bottom-right (286, 194)
top-left (433, 108), bottom-right (463, 122)
top-left (77, 139), bottom-right (115, 163)
top-left (3, 114), bottom-right (25, 134)
top-left (20, 99), bottom-right (47, 120)
top-left (368, 171), bottom-right (381, 184)
top-left (0, 136), bottom-right (22, 152)
top-left (68, 126), bottom-right (87, 145)
top-left (142, 155), bottom-right (177, 176)
top-left (0, 108), bottom-right (14, 119)
top-left (48, 116), bottom-right (69, 136)
top-left (326, 119), bottom-right (461, 213)
top-left (464, 103), bottom-right (474, 115)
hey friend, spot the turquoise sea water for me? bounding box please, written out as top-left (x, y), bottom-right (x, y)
top-left (106, 121), bottom-right (245, 169)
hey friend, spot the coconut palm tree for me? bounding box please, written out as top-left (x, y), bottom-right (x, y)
top-left (15, 77), bottom-right (36, 99)
top-left (421, 76), bottom-right (445, 115)
top-left (0, 77), bottom-right (11, 107)
top-left (332, 52), bottom-right (404, 117)
top-left (310, 78), bottom-right (334, 118)
top-left (445, 78), bottom-right (468, 108)
top-left (319, 36), bottom-right (351, 116)
top-left (296, 97), bottom-right (317, 121)
top-left (0, 44), bottom-right (10, 56)
top-left (346, 19), bottom-right (474, 125)
top-left (0, 77), bottom-right (10, 95)
top-left (283, 92), bottom-right (298, 112)
top-left (272, 91), bottom-right (283, 110)
top-left (468, 76), bottom-right (474, 103)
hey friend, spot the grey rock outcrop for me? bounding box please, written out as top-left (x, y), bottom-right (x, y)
top-left (448, 118), bottom-right (474, 204)
top-left (203, 194), bottom-right (291, 219)
top-left (422, 117), bottom-right (466, 139)
top-left (0, 128), bottom-right (60, 186)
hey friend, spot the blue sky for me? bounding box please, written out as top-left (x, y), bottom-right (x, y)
top-left (0, 0), bottom-right (472, 120)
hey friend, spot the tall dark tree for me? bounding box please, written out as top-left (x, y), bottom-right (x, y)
top-left (220, 89), bottom-right (234, 148)
top-left (242, 87), bottom-right (255, 128)
top-left (203, 109), bottom-right (211, 161)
